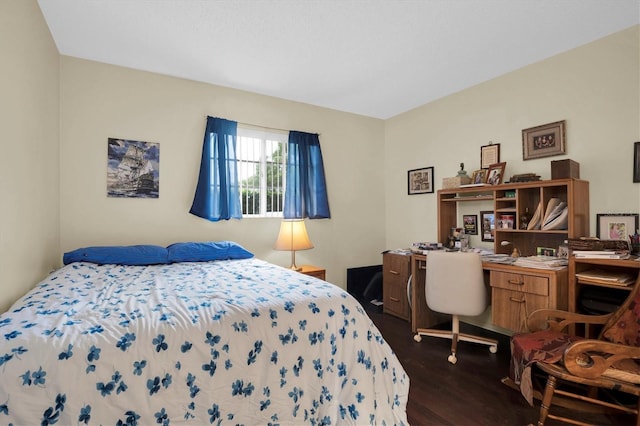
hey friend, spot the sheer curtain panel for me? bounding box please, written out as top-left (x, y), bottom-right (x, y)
top-left (190, 116), bottom-right (242, 221)
top-left (284, 131), bottom-right (331, 219)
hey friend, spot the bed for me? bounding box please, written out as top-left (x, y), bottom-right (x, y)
top-left (0, 242), bottom-right (409, 425)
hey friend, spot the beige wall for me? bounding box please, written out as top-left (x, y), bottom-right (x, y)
top-left (0, 1), bottom-right (60, 313)
top-left (385, 25), bottom-right (640, 250)
top-left (2, 1), bottom-right (638, 315)
top-left (59, 57), bottom-right (387, 288)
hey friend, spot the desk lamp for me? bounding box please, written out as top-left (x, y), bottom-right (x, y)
top-left (501, 240), bottom-right (521, 257)
top-left (274, 219), bottom-right (314, 270)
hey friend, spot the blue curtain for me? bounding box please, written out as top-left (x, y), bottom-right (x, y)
top-left (284, 131), bottom-right (331, 219)
top-left (189, 116), bottom-right (242, 221)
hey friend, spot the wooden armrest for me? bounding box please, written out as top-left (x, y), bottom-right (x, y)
top-left (563, 339), bottom-right (640, 380)
top-left (527, 308), bottom-right (612, 332)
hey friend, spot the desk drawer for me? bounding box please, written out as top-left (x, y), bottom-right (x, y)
top-left (383, 252), bottom-right (410, 321)
top-left (492, 287), bottom-right (548, 332)
top-left (490, 271), bottom-right (549, 296)
top-left (383, 254), bottom-right (409, 280)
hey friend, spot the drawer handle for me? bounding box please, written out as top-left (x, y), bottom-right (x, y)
top-left (390, 297), bottom-right (400, 302)
top-left (508, 279), bottom-right (524, 285)
top-left (509, 297), bottom-right (525, 303)
top-left (389, 270), bottom-right (399, 275)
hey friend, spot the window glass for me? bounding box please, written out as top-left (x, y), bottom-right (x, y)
top-left (237, 127), bottom-right (287, 217)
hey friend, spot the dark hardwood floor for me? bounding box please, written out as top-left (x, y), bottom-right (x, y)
top-left (367, 308), bottom-right (636, 426)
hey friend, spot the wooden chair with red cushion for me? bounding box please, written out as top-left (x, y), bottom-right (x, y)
top-left (509, 273), bottom-right (640, 425)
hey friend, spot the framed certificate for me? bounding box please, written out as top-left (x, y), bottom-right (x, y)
top-left (481, 143), bottom-right (500, 169)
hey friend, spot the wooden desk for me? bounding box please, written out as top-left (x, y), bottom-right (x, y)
top-left (410, 254), bottom-right (568, 334)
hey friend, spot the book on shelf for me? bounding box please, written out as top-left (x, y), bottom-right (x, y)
top-left (527, 202), bottom-right (543, 230)
top-left (541, 198), bottom-right (568, 230)
top-left (573, 250), bottom-right (630, 259)
top-left (575, 269), bottom-right (637, 286)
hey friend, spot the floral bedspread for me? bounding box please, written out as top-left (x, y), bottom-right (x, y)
top-left (0, 259), bottom-right (408, 425)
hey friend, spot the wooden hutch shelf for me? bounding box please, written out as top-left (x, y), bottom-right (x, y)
top-left (437, 178), bottom-right (590, 257)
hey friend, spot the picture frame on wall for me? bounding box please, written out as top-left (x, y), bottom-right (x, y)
top-left (634, 142), bottom-right (640, 183)
top-left (407, 166), bottom-right (434, 195)
top-left (522, 120), bottom-right (566, 160)
top-left (486, 162), bottom-right (506, 185)
top-left (480, 143), bottom-right (500, 169)
top-left (463, 214), bottom-right (478, 235)
top-left (596, 213), bottom-right (639, 240)
top-left (107, 138), bottom-right (160, 198)
top-left (480, 211), bottom-right (495, 242)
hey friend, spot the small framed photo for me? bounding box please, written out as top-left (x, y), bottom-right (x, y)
top-left (480, 143), bottom-right (500, 169)
top-left (407, 166), bottom-right (434, 195)
top-left (471, 169), bottom-right (487, 184)
top-left (463, 214), bottom-right (478, 235)
top-left (596, 213), bottom-right (639, 240)
top-left (557, 244), bottom-right (569, 259)
top-left (537, 247), bottom-right (556, 256)
top-left (634, 142), bottom-right (640, 183)
top-left (486, 162), bottom-right (506, 185)
top-left (522, 120), bottom-right (566, 160)
top-left (480, 211), bottom-right (495, 242)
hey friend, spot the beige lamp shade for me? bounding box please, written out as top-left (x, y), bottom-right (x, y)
top-left (274, 219), bottom-right (314, 270)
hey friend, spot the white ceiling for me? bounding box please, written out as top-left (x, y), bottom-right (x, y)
top-left (37, 0), bottom-right (639, 119)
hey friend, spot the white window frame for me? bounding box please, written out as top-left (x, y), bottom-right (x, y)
top-left (236, 126), bottom-right (287, 217)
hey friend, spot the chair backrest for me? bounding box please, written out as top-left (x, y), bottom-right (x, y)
top-left (601, 273), bottom-right (640, 346)
top-left (425, 251), bottom-right (487, 316)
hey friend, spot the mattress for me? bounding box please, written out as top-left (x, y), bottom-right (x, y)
top-left (0, 258), bottom-right (408, 425)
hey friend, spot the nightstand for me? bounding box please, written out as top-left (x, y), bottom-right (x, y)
top-left (298, 265), bottom-right (326, 280)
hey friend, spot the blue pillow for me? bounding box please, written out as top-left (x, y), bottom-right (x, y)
top-left (167, 241), bottom-right (254, 263)
top-left (63, 245), bottom-right (169, 265)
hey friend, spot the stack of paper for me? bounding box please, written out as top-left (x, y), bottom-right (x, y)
top-left (514, 256), bottom-right (568, 269)
top-left (573, 250), bottom-right (630, 259)
top-left (575, 269), bottom-right (636, 286)
top-left (481, 254), bottom-right (517, 264)
top-left (541, 198), bottom-right (568, 230)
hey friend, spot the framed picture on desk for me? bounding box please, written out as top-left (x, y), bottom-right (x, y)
top-left (596, 213), bottom-right (639, 240)
top-left (481, 211), bottom-right (495, 242)
top-left (486, 162), bottom-right (506, 185)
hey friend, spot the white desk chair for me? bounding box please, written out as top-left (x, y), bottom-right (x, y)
top-left (413, 250), bottom-right (498, 364)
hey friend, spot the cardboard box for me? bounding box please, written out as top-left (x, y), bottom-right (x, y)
top-left (442, 176), bottom-right (471, 189)
top-left (551, 159), bottom-right (580, 179)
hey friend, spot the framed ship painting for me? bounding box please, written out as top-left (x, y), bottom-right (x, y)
top-left (107, 138), bottom-right (159, 198)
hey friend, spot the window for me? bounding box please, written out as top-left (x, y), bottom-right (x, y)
top-left (236, 126), bottom-right (287, 217)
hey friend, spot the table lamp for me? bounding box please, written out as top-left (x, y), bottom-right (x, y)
top-left (274, 219), bottom-right (314, 270)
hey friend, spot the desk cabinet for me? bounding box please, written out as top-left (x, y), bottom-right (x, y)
top-left (568, 256), bottom-right (640, 337)
top-left (487, 264), bottom-right (567, 333)
top-left (383, 252), bottom-right (410, 321)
